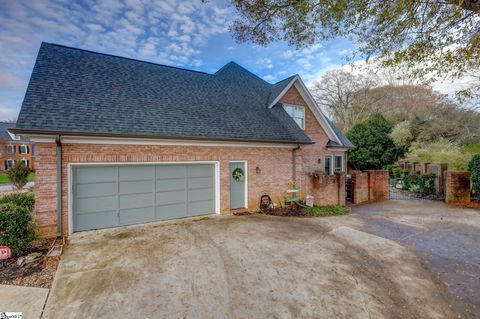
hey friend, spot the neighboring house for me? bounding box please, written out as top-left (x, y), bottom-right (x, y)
top-left (12, 43), bottom-right (354, 237)
top-left (0, 122), bottom-right (34, 173)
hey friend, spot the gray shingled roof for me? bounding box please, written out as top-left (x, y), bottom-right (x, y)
top-left (15, 43), bottom-right (353, 148)
top-left (326, 118), bottom-right (356, 148)
top-left (0, 122), bottom-right (28, 142)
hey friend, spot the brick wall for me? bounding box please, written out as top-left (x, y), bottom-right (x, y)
top-left (34, 85), bottom-right (348, 237)
top-left (310, 173), bottom-right (345, 206)
top-left (351, 171), bottom-right (369, 204)
top-left (33, 143), bottom-right (57, 237)
top-left (445, 171), bottom-right (471, 205)
top-left (280, 85), bottom-right (345, 197)
top-left (350, 170), bottom-right (389, 204)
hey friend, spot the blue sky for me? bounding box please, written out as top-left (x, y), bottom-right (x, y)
top-left (0, 0), bottom-right (357, 121)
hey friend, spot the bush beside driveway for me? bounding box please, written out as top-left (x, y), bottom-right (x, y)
top-left (43, 211), bottom-right (468, 319)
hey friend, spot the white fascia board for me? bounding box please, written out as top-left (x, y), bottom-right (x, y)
top-left (268, 75), bottom-right (342, 145)
top-left (26, 134), bottom-right (299, 148)
top-left (268, 75), bottom-right (299, 108)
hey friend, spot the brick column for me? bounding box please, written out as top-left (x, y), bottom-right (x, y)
top-left (351, 170), bottom-right (369, 204)
top-left (33, 143), bottom-right (58, 238)
top-left (445, 171), bottom-right (471, 204)
top-left (366, 170), bottom-right (389, 201)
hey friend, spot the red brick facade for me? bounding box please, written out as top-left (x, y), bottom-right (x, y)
top-left (33, 86), bottom-right (348, 237)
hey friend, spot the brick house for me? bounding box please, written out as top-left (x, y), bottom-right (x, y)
top-left (12, 43), bottom-right (354, 238)
top-left (0, 122), bottom-right (34, 172)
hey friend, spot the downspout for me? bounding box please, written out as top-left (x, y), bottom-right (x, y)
top-left (55, 135), bottom-right (62, 238)
top-left (292, 145), bottom-right (301, 183)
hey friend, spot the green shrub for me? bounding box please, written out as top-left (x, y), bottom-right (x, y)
top-left (0, 203), bottom-right (36, 255)
top-left (402, 173), bottom-right (436, 195)
top-left (392, 167), bottom-right (408, 179)
top-left (469, 154), bottom-right (480, 197)
top-left (402, 141), bottom-right (472, 171)
top-left (7, 161), bottom-right (30, 189)
top-left (303, 205), bottom-right (348, 217)
top-left (383, 164), bottom-right (395, 176)
top-left (346, 114), bottom-right (400, 170)
top-left (0, 192), bottom-right (35, 212)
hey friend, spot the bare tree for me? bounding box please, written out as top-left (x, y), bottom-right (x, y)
top-left (311, 70), bottom-right (384, 131)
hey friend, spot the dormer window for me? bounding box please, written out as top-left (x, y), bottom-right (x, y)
top-left (283, 104), bottom-right (305, 129)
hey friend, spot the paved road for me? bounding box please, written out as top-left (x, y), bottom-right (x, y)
top-left (0, 181), bottom-right (34, 192)
top-left (353, 200), bottom-right (480, 318)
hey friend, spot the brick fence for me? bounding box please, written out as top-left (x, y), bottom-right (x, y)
top-left (350, 170), bottom-right (389, 204)
top-left (445, 171), bottom-right (471, 205)
top-left (310, 172), bottom-right (345, 206)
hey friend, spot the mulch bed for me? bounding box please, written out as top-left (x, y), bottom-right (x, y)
top-left (259, 206), bottom-right (308, 217)
top-left (0, 239), bottom-right (61, 288)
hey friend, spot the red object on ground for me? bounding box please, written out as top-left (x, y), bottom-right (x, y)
top-left (0, 246), bottom-right (12, 259)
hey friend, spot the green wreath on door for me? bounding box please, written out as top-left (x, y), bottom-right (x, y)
top-left (232, 167), bottom-right (245, 182)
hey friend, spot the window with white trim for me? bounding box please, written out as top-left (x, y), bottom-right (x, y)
top-left (324, 155), bottom-right (333, 175)
top-left (21, 159), bottom-right (29, 167)
top-left (5, 159), bottom-right (14, 170)
top-left (334, 155), bottom-right (343, 172)
top-left (19, 145), bottom-right (29, 154)
top-left (7, 145), bottom-right (14, 154)
top-left (283, 104), bottom-right (305, 129)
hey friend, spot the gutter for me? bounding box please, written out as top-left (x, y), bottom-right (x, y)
top-left (55, 135), bottom-right (62, 237)
top-left (292, 145), bottom-right (301, 182)
top-left (9, 129), bottom-right (315, 145)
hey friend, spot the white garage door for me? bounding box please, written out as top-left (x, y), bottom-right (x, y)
top-left (72, 164), bottom-right (216, 232)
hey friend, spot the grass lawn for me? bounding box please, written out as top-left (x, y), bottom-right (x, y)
top-left (0, 172), bottom-right (35, 184)
top-left (303, 205), bottom-right (348, 217)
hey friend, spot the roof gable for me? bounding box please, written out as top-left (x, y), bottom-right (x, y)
top-left (268, 76), bottom-right (354, 147)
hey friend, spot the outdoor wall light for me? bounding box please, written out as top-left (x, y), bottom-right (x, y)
top-left (256, 166), bottom-right (261, 174)
top-left (318, 158), bottom-right (322, 164)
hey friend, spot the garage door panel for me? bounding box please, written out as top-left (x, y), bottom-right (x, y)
top-left (76, 167), bottom-right (116, 184)
top-left (156, 190), bottom-right (186, 205)
top-left (119, 166), bottom-right (154, 181)
top-left (73, 163), bottom-right (216, 232)
top-left (187, 165), bottom-right (214, 178)
top-left (188, 188), bottom-right (214, 202)
top-left (76, 182), bottom-right (117, 198)
top-left (188, 200), bottom-right (214, 215)
top-left (76, 211), bottom-right (118, 231)
top-left (76, 195), bottom-right (117, 214)
top-left (188, 176), bottom-right (214, 189)
top-left (120, 207), bottom-right (155, 225)
top-left (156, 165), bottom-right (186, 179)
top-left (119, 180), bottom-right (153, 195)
top-left (119, 193), bottom-right (154, 210)
top-left (156, 203), bottom-right (187, 219)
top-left (156, 178), bottom-right (185, 192)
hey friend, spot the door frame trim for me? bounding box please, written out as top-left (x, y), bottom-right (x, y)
top-left (229, 160), bottom-right (248, 209)
top-left (68, 161), bottom-right (220, 235)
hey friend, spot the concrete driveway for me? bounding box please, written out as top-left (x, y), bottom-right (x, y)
top-left (42, 204), bottom-right (473, 319)
top-left (353, 200), bottom-right (480, 318)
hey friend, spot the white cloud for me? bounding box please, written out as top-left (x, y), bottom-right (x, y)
top-left (263, 75), bottom-right (275, 82)
top-left (0, 0), bottom-right (234, 120)
top-left (256, 58), bottom-right (273, 69)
